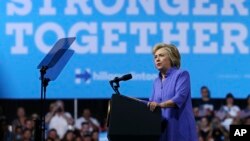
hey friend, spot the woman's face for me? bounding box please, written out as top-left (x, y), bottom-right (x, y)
top-left (23, 130), bottom-right (32, 139)
top-left (154, 48), bottom-right (171, 72)
top-left (200, 117), bottom-right (208, 127)
top-left (17, 107), bottom-right (25, 117)
top-left (226, 97), bottom-right (234, 105)
top-left (48, 130), bottom-right (57, 139)
top-left (66, 132), bottom-right (74, 140)
top-left (201, 89), bottom-right (209, 98)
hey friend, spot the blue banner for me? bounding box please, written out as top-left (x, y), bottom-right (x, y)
top-left (1, 0), bottom-right (250, 99)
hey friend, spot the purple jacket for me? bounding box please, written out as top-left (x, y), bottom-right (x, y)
top-left (150, 67), bottom-right (198, 141)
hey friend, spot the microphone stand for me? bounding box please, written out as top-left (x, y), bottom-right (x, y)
top-left (109, 78), bottom-right (120, 95)
top-left (107, 78), bottom-right (121, 128)
top-left (35, 66), bottom-right (49, 141)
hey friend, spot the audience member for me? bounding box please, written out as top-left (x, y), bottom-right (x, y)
top-left (240, 94), bottom-right (250, 119)
top-left (0, 106), bottom-right (6, 141)
top-left (198, 86), bottom-right (215, 117)
top-left (22, 128), bottom-right (33, 141)
top-left (0, 105), bottom-right (6, 121)
top-left (48, 100), bottom-right (73, 139)
top-left (198, 116), bottom-right (212, 141)
top-left (75, 108), bottom-right (100, 131)
top-left (92, 129), bottom-right (99, 141)
top-left (14, 126), bottom-right (23, 141)
top-left (210, 117), bottom-right (228, 141)
top-left (61, 130), bottom-right (75, 141)
top-left (217, 93), bottom-right (240, 131)
top-left (46, 128), bottom-right (60, 141)
top-left (80, 122), bottom-right (91, 137)
top-left (75, 136), bottom-right (83, 141)
top-left (243, 116), bottom-right (250, 125)
top-left (45, 102), bottom-right (58, 126)
top-left (82, 134), bottom-right (92, 141)
top-left (12, 107), bottom-right (27, 131)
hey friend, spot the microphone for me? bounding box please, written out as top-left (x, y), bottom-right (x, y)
top-left (110, 74), bottom-right (132, 83)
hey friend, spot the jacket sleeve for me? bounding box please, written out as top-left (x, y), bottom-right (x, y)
top-left (171, 71), bottom-right (191, 108)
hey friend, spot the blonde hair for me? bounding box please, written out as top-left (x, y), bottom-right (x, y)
top-left (152, 43), bottom-right (181, 68)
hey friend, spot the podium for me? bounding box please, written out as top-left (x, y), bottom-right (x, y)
top-left (108, 94), bottom-right (162, 141)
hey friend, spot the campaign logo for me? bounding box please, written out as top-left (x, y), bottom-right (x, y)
top-left (75, 68), bottom-right (157, 84)
top-left (230, 125), bottom-right (250, 141)
top-left (75, 68), bottom-right (92, 84)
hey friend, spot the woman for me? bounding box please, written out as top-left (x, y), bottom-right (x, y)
top-left (219, 93), bottom-right (240, 131)
top-left (240, 94), bottom-right (250, 119)
top-left (12, 107), bottom-right (27, 131)
top-left (61, 130), bottom-right (75, 141)
top-left (148, 43), bottom-right (198, 141)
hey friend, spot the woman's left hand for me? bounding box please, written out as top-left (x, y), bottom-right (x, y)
top-left (148, 102), bottom-right (159, 111)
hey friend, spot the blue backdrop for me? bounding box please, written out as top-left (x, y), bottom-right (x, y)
top-left (1, 0), bottom-right (250, 99)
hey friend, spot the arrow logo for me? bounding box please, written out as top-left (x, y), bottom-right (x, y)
top-left (75, 68), bottom-right (92, 84)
